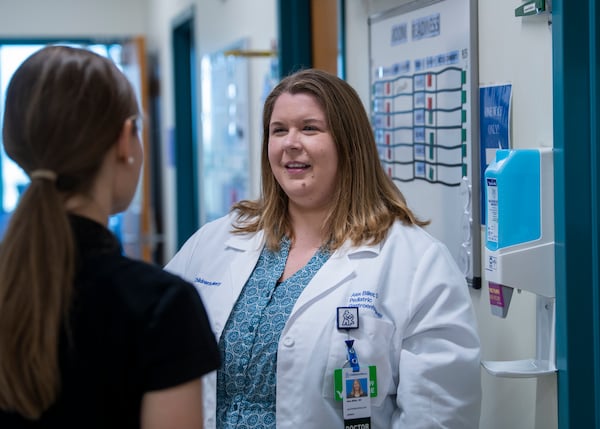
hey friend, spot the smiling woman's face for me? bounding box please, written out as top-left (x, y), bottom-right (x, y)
top-left (267, 92), bottom-right (339, 213)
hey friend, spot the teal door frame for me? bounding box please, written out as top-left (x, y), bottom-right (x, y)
top-left (172, 8), bottom-right (199, 248)
top-left (553, 0), bottom-right (600, 427)
top-left (277, 0), bottom-right (312, 78)
top-left (276, 0), bottom-right (346, 79)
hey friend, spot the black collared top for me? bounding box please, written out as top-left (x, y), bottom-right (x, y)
top-left (0, 215), bottom-right (220, 428)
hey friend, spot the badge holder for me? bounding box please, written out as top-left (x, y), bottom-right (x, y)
top-left (334, 307), bottom-right (377, 428)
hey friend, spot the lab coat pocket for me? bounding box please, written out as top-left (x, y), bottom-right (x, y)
top-left (321, 316), bottom-right (395, 408)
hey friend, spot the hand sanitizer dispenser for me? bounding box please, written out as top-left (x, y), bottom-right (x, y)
top-left (481, 148), bottom-right (556, 377)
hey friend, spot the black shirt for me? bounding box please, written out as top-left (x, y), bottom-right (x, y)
top-left (0, 215), bottom-right (220, 428)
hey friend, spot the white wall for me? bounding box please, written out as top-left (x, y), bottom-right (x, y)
top-left (345, 1), bottom-right (556, 428)
top-left (0, 0), bottom-right (148, 37)
top-left (475, 2), bottom-right (556, 428)
top-left (146, 0), bottom-right (276, 259)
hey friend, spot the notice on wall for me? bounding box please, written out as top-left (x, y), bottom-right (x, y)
top-left (369, 0), bottom-right (480, 287)
top-left (479, 83), bottom-right (512, 225)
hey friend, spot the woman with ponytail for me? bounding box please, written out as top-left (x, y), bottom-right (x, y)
top-left (0, 45), bottom-right (219, 428)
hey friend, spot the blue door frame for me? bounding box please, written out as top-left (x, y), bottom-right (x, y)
top-left (276, 0), bottom-right (345, 79)
top-left (277, 0), bottom-right (312, 77)
top-left (172, 9), bottom-right (199, 249)
top-left (553, 0), bottom-right (600, 427)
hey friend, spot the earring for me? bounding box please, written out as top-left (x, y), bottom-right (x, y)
top-left (127, 156), bottom-right (134, 165)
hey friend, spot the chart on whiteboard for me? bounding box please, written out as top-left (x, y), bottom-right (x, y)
top-left (372, 60), bottom-right (467, 187)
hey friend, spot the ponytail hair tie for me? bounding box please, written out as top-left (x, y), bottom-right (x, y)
top-left (30, 169), bottom-right (57, 182)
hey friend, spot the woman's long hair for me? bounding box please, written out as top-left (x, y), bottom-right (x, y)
top-left (233, 68), bottom-right (428, 251)
top-left (0, 45), bottom-right (138, 419)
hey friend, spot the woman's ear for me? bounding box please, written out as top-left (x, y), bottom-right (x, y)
top-left (116, 117), bottom-right (135, 163)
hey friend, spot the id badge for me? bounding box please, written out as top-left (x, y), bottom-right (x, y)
top-left (341, 367), bottom-right (371, 426)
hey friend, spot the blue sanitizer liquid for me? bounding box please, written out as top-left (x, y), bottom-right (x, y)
top-left (485, 149), bottom-right (541, 251)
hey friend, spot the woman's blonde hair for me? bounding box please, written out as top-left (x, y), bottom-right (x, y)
top-left (232, 68), bottom-right (427, 250)
top-left (0, 45), bottom-right (138, 419)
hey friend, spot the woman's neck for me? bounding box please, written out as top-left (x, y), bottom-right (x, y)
top-left (65, 193), bottom-right (110, 226)
top-left (288, 205), bottom-right (329, 250)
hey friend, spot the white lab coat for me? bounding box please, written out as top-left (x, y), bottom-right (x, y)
top-left (166, 213), bottom-right (481, 429)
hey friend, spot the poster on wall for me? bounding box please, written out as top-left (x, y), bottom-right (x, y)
top-left (369, 0), bottom-right (480, 287)
top-left (479, 83), bottom-right (512, 225)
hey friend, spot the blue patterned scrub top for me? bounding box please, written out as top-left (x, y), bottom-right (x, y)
top-left (216, 238), bottom-right (331, 428)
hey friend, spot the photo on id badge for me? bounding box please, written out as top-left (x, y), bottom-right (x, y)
top-left (346, 378), bottom-right (368, 399)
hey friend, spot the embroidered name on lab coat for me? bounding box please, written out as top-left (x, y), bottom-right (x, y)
top-left (348, 290), bottom-right (383, 318)
top-left (194, 276), bottom-right (221, 286)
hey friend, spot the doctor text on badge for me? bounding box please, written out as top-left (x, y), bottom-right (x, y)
top-left (345, 423), bottom-right (370, 429)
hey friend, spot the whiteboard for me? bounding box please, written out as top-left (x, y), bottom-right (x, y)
top-left (369, 0), bottom-right (480, 287)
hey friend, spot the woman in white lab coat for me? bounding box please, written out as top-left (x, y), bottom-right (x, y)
top-left (166, 68), bottom-right (481, 428)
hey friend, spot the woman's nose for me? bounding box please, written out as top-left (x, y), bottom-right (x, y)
top-left (282, 129), bottom-right (301, 150)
